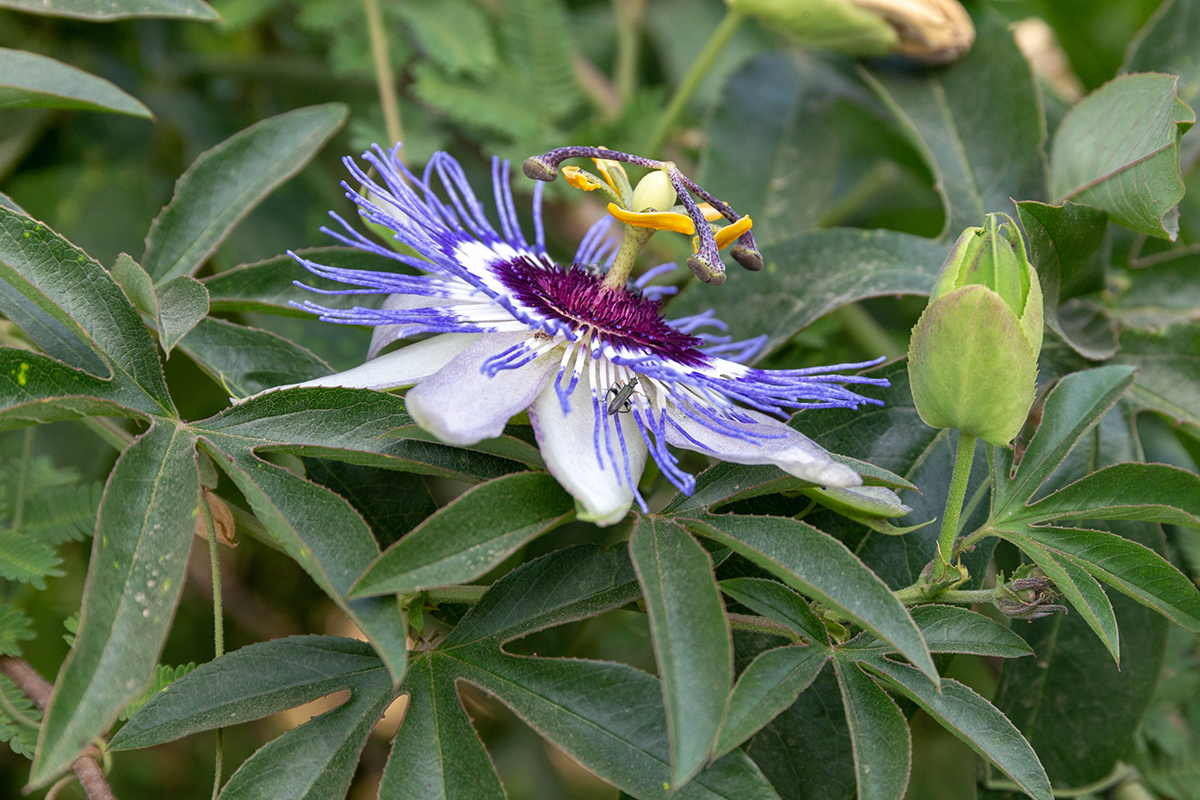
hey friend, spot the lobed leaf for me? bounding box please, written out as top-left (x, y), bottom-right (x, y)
top-left (0, 348), bottom-right (149, 431)
top-left (154, 276), bottom-right (208, 356)
top-left (630, 517), bottom-right (733, 787)
top-left (177, 317), bottom-right (331, 398)
top-left (0, 48), bottom-right (152, 118)
top-left (1008, 462), bottom-right (1200, 528)
top-left (843, 605), bottom-right (1033, 659)
top-left (833, 656), bottom-right (911, 800)
top-left (718, 577), bottom-right (828, 644)
top-left (713, 646), bottom-right (828, 761)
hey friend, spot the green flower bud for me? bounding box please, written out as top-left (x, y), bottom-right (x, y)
top-left (630, 170), bottom-right (677, 213)
top-left (908, 213), bottom-right (1043, 445)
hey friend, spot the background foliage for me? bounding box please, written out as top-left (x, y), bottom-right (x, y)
top-left (2, 0), bottom-right (1200, 798)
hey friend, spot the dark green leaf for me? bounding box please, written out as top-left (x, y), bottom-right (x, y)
top-left (0, 349), bottom-right (149, 431)
top-left (196, 387), bottom-right (520, 482)
top-left (351, 472), bottom-right (573, 596)
top-left (440, 544), bottom-right (639, 649)
top-left (713, 645), bottom-right (828, 760)
top-left (630, 516), bottom-right (732, 787)
top-left (111, 253), bottom-right (157, 317)
top-left (1123, 0), bottom-right (1200, 167)
top-left (303, 459), bottom-right (435, 549)
top-left (998, 531), bottom-right (1120, 662)
top-left (832, 656), bottom-right (911, 800)
top-left (31, 422), bottom-right (198, 787)
top-left (155, 276), bottom-right (208, 356)
top-left (0, 0), bottom-right (218, 19)
top-left (993, 366), bottom-right (1136, 515)
top-left (0, 209), bottom-right (171, 413)
top-left (142, 104), bottom-right (346, 284)
top-left (201, 442), bottom-right (408, 684)
top-left (666, 229), bottom-right (949, 354)
top-left (203, 247), bottom-right (408, 317)
top-left (719, 577), bottom-right (828, 644)
top-left (1049, 73), bottom-right (1194, 239)
top-left (1007, 462), bottom-right (1200, 528)
top-left (379, 656), bottom-right (505, 800)
top-left (1114, 323), bottom-right (1200, 429)
top-left (0, 48), bottom-right (152, 117)
top-left (999, 526), bottom-right (1200, 633)
top-left (1015, 201), bottom-right (1115, 360)
top-left (866, 658), bottom-right (1052, 800)
top-left (112, 636), bottom-right (386, 748)
top-left (177, 317), bottom-right (331, 398)
top-left (844, 605), bottom-right (1033, 659)
top-left (681, 513), bottom-right (937, 683)
top-left (862, 9), bottom-right (1046, 238)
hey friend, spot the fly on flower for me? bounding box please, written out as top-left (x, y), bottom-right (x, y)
top-left (261, 144), bottom-right (891, 526)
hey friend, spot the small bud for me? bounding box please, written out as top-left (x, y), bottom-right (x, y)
top-left (631, 170), bottom-right (677, 213)
top-left (908, 213), bottom-right (1044, 445)
top-left (522, 156), bottom-right (558, 182)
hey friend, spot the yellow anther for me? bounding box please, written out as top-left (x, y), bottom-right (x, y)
top-left (606, 203), bottom-right (695, 234)
top-left (697, 203), bottom-right (725, 223)
top-left (561, 166), bottom-right (608, 192)
top-left (715, 215), bottom-right (753, 250)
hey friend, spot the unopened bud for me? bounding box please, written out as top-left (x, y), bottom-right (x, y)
top-left (908, 213), bottom-right (1043, 445)
top-left (631, 170), bottom-right (678, 213)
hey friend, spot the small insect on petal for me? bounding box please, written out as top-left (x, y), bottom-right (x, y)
top-left (607, 377), bottom-right (640, 416)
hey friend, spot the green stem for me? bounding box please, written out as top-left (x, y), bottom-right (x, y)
top-left (200, 493), bottom-right (225, 800)
top-left (614, 0), bottom-right (645, 106)
top-left (363, 0), bottom-right (403, 149)
top-left (643, 8), bottom-right (744, 155)
top-left (9, 427), bottom-right (34, 532)
top-left (81, 417), bottom-right (135, 450)
top-left (832, 304), bottom-right (902, 360)
top-left (985, 761), bottom-right (1137, 798)
top-left (601, 224), bottom-right (655, 289)
top-left (935, 432), bottom-right (977, 579)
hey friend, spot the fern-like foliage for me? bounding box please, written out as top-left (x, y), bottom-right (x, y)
top-left (0, 530), bottom-right (62, 591)
top-left (0, 603), bottom-right (34, 657)
top-left (121, 663), bottom-right (199, 721)
top-left (503, 0), bottom-right (583, 120)
top-left (0, 674), bottom-right (40, 759)
top-left (22, 482), bottom-right (102, 546)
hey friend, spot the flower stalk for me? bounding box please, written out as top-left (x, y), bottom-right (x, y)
top-left (935, 431), bottom-right (976, 579)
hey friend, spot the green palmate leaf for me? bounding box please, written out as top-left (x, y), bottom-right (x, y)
top-left (865, 658), bottom-right (1052, 800)
top-left (1114, 322), bottom-right (1200, 429)
top-left (0, 0), bottom-right (218, 18)
top-left (1003, 532), bottom-right (1121, 662)
top-left (832, 656), bottom-right (911, 800)
top-left (197, 438), bottom-right (408, 684)
top-left (141, 104), bottom-right (347, 284)
top-left (1049, 73), bottom-right (1195, 239)
top-left (667, 229), bottom-right (949, 355)
top-left (196, 387), bottom-right (520, 482)
top-left (862, 9), bottom-right (1046, 238)
top-left (999, 526), bottom-right (1200, 633)
top-left (203, 247), bottom-right (406, 317)
top-left (993, 366), bottom-right (1137, 515)
top-left (630, 516), bottom-right (733, 788)
top-left (0, 349), bottom-right (148, 430)
top-left (681, 513), bottom-right (937, 683)
top-left (178, 317), bottom-right (330, 398)
top-left (0, 602), bottom-right (35, 656)
top-left (1008, 462), bottom-right (1200, 528)
top-left (989, 522), bottom-right (1168, 790)
top-left (111, 253), bottom-right (157, 318)
top-left (113, 636), bottom-right (393, 800)
top-left (0, 529), bottom-right (62, 589)
top-left (154, 276), bottom-right (208, 355)
top-left (31, 422), bottom-right (199, 787)
top-left (378, 656), bottom-right (506, 800)
top-left (713, 645), bottom-right (829, 760)
top-left (1015, 201), bottom-right (1115, 361)
top-left (0, 209), bottom-right (171, 414)
top-left (351, 472), bottom-right (573, 596)
top-left (1124, 0), bottom-right (1200, 167)
top-left (0, 48), bottom-right (152, 118)
top-left (384, 422), bottom-right (545, 470)
top-left (719, 577), bottom-right (828, 643)
top-left (701, 53), bottom-right (854, 245)
top-left (845, 605), bottom-right (1033, 659)
top-left (303, 460), bottom-right (435, 549)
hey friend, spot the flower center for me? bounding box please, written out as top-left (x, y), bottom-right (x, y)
top-left (494, 257), bottom-right (708, 365)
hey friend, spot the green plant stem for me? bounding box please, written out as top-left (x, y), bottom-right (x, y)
top-left (935, 432), bottom-right (977, 579)
top-left (643, 8), bottom-right (744, 155)
top-left (81, 417), bottom-right (135, 450)
top-left (9, 427), bottom-right (34, 532)
top-left (602, 224), bottom-right (655, 289)
top-left (985, 760), bottom-right (1136, 798)
top-left (200, 493), bottom-right (225, 800)
top-left (614, 0), bottom-right (646, 107)
top-left (833, 304), bottom-right (902, 360)
top-left (363, 0), bottom-right (403, 149)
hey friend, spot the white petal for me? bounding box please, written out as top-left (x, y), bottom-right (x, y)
top-left (528, 370), bottom-right (648, 526)
top-left (406, 332), bottom-right (555, 446)
top-left (237, 332), bottom-right (479, 403)
top-left (368, 293), bottom-right (453, 360)
top-left (666, 408), bottom-right (861, 488)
